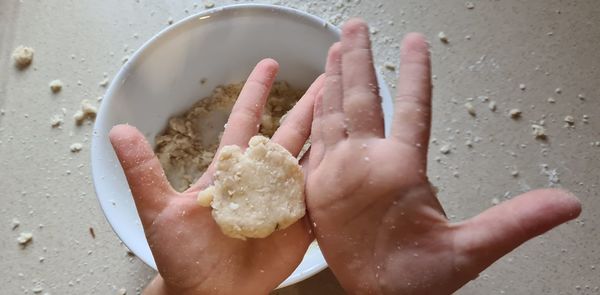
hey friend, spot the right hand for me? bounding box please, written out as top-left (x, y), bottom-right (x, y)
top-left (110, 59), bottom-right (322, 295)
top-left (305, 18), bottom-right (581, 294)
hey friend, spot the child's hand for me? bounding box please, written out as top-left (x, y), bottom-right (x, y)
top-left (110, 59), bottom-right (323, 295)
top-left (306, 19), bottom-right (581, 294)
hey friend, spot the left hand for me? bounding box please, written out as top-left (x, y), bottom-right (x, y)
top-left (109, 59), bottom-right (323, 295)
top-left (305, 19), bottom-right (581, 294)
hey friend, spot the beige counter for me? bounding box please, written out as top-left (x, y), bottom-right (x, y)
top-left (1, 0), bottom-right (598, 294)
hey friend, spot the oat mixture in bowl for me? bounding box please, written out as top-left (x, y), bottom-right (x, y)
top-left (155, 81), bottom-right (304, 192)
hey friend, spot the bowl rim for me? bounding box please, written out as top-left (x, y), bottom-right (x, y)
top-left (91, 3), bottom-right (342, 289)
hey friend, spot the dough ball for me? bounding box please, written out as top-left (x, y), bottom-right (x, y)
top-left (198, 135), bottom-right (305, 240)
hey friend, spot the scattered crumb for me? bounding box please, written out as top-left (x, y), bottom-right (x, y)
top-left (73, 110), bottom-right (85, 124)
top-left (531, 124), bottom-right (547, 139)
top-left (578, 94), bottom-right (585, 100)
top-left (204, 2), bottom-right (215, 8)
top-left (465, 2), bottom-right (475, 9)
top-left (384, 62), bottom-right (396, 71)
top-left (541, 165), bottom-right (560, 186)
top-left (17, 232), bottom-right (33, 246)
top-left (50, 114), bottom-right (63, 128)
top-left (118, 288), bottom-right (127, 295)
top-left (555, 87), bottom-right (562, 94)
top-left (491, 198), bottom-right (500, 205)
top-left (167, 17), bottom-right (174, 25)
top-left (11, 218), bottom-right (20, 230)
top-left (547, 97), bottom-right (556, 103)
top-left (464, 102), bottom-right (476, 116)
top-left (70, 143), bottom-right (83, 153)
top-left (582, 114), bottom-right (589, 124)
top-left (519, 83), bottom-right (526, 91)
top-left (122, 55), bottom-right (129, 64)
top-left (509, 108), bottom-right (522, 119)
top-left (49, 80), bottom-right (63, 93)
top-left (488, 101), bottom-right (497, 111)
top-left (89, 227), bottom-right (96, 239)
top-left (74, 100), bottom-right (97, 125)
top-left (438, 31), bottom-right (449, 44)
top-left (511, 170), bottom-right (519, 177)
top-left (439, 144), bottom-right (451, 154)
top-left (564, 115), bottom-right (575, 125)
top-left (12, 46), bottom-right (34, 69)
top-left (31, 286), bottom-right (43, 293)
top-left (99, 78), bottom-right (109, 87)
top-left (465, 140), bottom-right (473, 147)
top-left (465, 35), bottom-right (472, 40)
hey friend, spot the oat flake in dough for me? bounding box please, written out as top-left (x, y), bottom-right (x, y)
top-left (198, 135), bottom-right (305, 240)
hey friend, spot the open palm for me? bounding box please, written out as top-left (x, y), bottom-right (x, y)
top-left (306, 19), bottom-right (581, 294)
top-left (110, 59), bottom-right (321, 295)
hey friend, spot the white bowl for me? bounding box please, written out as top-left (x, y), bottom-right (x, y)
top-left (91, 3), bottom-right (394, 288)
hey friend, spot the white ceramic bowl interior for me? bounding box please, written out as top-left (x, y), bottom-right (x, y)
top-left (91, 4), bottom-right (394, 288)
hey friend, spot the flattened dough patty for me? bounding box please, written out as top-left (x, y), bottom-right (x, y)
top-left (197, 135), bottom-right (305, 240)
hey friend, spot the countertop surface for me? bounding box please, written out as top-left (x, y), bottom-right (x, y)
top-left (1, 0), bottom-right (598, 294)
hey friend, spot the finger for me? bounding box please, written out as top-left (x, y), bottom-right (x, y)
top-left (454, 189), bottom-right (581, 278)
top-left (319, 42), bottom-right (348, 147)
top-left (271, 74), bottom-right (325, 157)
top-left (392, 33), bottom-right (432, 156)
top-left (187, 59), bottom-right (278, 193)
top-left (341, 18), bottom-right (384, 138)
top-left (109, 124), bottom-right (174, 227)
top-left (218, 58), bottom-right (279, 150)
top-left (309, 88), bottom-right (326, 170)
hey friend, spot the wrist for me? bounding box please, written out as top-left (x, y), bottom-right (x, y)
top-left (143, 274), bottom-right (272, 295)
top-left (143, 275), bottom-right (197, 295)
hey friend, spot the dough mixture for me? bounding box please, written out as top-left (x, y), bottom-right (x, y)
top-left (197, 135), bottom-right (305, 240)
top-left (155, 81), bottom-right (304, 192)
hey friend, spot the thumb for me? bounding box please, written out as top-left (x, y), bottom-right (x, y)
top-left (109, 124), bottom-right (174, 227)
top-left (454, 189), bottom-right (581, 277)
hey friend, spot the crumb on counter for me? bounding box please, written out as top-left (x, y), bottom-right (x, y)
top-left (99, 78), bottom-right (109, 87)
top-left (12, 46), bottom-right (34, 69)
top-left (49, 80), bottom-right (63, 93)
top-left (438, 31), bottom-right (449, 43)
top-left (532, 124), bottom-right (547, 139)
top-left (509, 108), bottom-right (522, 119)
top-left (17, 232), bottom-right (33, 246)
top-left (439, 144), bottom-right (451, 154)
top-left (50, 114), bottom-right (63, 128)
top-left (74, 100), bottom-right (97, 125)
top-left (384, 62), bottom-right (396, 71)
top-left (564, 115), bottom-right (575, 125)
top-left (465, 102), bottom-right (476, 116)
top-left (70, 143), bottom-right (83, 153)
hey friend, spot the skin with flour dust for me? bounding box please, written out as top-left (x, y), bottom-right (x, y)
top-left (109, 18), bottom-right (581, 295)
